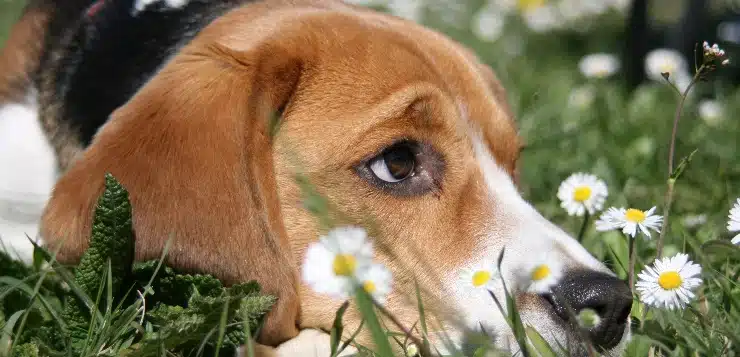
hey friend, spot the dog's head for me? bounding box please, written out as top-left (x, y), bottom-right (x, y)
top-left (41, 0), bottom-right (631, 353)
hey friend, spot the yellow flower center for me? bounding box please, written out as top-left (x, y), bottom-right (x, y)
top-left (471, 270), bottom-right (492, 287)
top-left (363, 281), bottom-right (377, 294)
top-left (332, 254), bottom-right (357, 276)
top-left (573, 186), bottom-right (592, 202)
top-left (659, 62), bottom-right (675, 73)
top-left (658, 271), bottom-right (682, 290)
top-left (624, 209), bottom-right (646, 223)
top-left (517, 0), bottom-right (545, 12)
top-left (531, 265), bottom-right (551, 281)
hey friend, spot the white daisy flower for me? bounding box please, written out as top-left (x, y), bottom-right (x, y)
top-left (578, 53), bottom-right (620, 79)
top-left (682, 214), bottom-right (707, 228)
top-left (459, 262), bottom-right (501, 293)
top-left (728, 198), bottom-right (740, 245)
top-left (517, 0), bottom-right (546, 13)
top-left (595, 206), bottom-right (663, 238)
top-left (645, 48), bottom-right (689, 82)
top-left (523, 257), bottom-right (563, 293)
top-left (557, 173), bottom-right (609, 216)
top-left (698, 100), bottom-right (724, 127)
top-left (568, 86), bottom-right (595, 110)
top-left (302, 226), bottom-right (374, 300)
top-left (702, 41), bottom-right (729, 63)
top-left (387, 0), bottom-right (424, 22)
top-left (472, 6), bottom-right (506, 42)
top-left (636, 253), bottom-right (702, 310)
top-left (522, 4), bottom-right (562, 33)
top-left (356, 263), bottom-right (393, 304)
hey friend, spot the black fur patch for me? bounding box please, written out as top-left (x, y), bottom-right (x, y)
top-left (39, 0), bottom-right (249, 146)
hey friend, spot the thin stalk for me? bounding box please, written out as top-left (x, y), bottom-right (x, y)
top-left (656, 66), bottom-right (703, 258)
top-left (577, 211), bottom-right (591, 243)
top-left (655, 179), bottom-right (675, 258)
top-left (373, 300), bottom-right (432, 357)
top-left (628, 235), bottom-right (637, 293)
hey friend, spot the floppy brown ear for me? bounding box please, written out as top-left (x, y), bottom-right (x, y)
top-left (40, 35), bottom-right (305, 345)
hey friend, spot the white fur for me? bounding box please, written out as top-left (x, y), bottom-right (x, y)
top-left (439, 120), bottom-right (625, 353)
top-left (275, 329), bottom-right (357, 357)
top-left (0, 98), bottom-right (56, 262)
top-left (133, 0), bottom-right (190, 14)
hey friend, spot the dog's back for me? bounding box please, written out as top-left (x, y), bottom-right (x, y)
top-left (0, 0), bottom-right (250, 260)
top-left (34, 0), bottom-right (253, 168)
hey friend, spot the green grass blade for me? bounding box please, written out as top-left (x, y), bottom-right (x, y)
top-left (330, 301), bottom-right (350, 357)
top-left (354, 288), bottom-right (394, 357)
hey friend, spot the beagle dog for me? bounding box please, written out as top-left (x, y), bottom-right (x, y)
top-left (0, 0), bottom-right (633, 355)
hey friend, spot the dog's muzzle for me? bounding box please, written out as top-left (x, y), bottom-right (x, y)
top-left (544, 271), bottom-right (632, 350)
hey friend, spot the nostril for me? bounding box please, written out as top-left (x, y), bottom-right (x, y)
top-left (615, 300), bottom-right (632, 323)
top-left (549, 271), bottom-right (633, 350)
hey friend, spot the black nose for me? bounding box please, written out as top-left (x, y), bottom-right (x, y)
top-left (545, 271), bottom-right (632, 350)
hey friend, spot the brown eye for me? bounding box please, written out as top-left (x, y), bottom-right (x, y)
top-left (369, 144), bottom-right (415, 182)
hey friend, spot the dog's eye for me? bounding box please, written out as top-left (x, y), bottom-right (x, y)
top-left (356, 140), bottom-right (444, 196)
top-left (368, 144), bottom-right (415, 182)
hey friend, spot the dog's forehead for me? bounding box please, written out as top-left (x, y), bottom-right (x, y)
top-left (269, 10), bottom-right (521, 173)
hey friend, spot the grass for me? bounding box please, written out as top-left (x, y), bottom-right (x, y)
top-left (1, 0), bottom-right (739, 356)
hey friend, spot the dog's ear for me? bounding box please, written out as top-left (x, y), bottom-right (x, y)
top-left (41, 35), bottom-right (305, 344)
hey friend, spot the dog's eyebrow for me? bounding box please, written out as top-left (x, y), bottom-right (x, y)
top-left (349, 85), bottom-right (456, 135)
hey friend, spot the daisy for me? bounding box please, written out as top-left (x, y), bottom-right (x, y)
top-left (595, 206), bottom-right (663, 239)
top-left (682, 214), bottom-right (707, 229)
top-left (302, 226), bottom-right (374, 300)
top-left (702, 41), bottom-right (729, 64)
top-left (472, 6), bottom-right (506, 42)
top-left (386, 0), bottom-right (424, 23)
top-left (578, 53), bottom-right (620, 79)
top-left (728, 198), bottom-right (740, 245)
top-left (522, 4), bottom-right (562, 33)
top-left (567, 86), bottom-right (595, 110)
top-left (459, 262), bottom-right (501, 296)
top-left (645, 48), bottom-right (689, 82)
top-left (698, 100), bottom-right (724, 127)
top-left (356, 263), bottom-right (393, 304)
top-left (522, 257), bottom-right (563, 293)
top-left (557, 173), bottom-right (609, 216)
top-left (636, 253), bottom-right (702, 310)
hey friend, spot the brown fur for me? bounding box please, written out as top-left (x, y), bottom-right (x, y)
top-left (0, 5), bottom-right (48, 104)
top-left (37, 0), bottom-right (520, 350)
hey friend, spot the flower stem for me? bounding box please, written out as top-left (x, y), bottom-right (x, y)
top-left (373, 298), bottom-right (432, 357)
top-left (577, 211), bottom-right (591, 243)
top-left (628, 236), bottom-right (637, 294)
top-left (655, 179), bottom-right (675, 258)
top-left (656, 67), bottom-right (702, 259)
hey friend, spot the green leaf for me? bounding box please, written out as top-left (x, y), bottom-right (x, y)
top-left (700, 240), bottom-right (739, 261)
top-left (10, 342), bottom-right (39, 357)
top-left (525, 326), bottom-right (557, 357)
top-left (330, 301), bottom-right (349, 357)
top-left (669, 149), bottom-right (698, 180)
top-left (354, 288), bottom-right (394, 357)
top-left (414, 279), bottom-right (431, 354)
top-left (63, 173), bottom-right (135, 347)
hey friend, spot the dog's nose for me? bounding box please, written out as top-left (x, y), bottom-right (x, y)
top-left (546, 271), bottom-right (632, 350)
